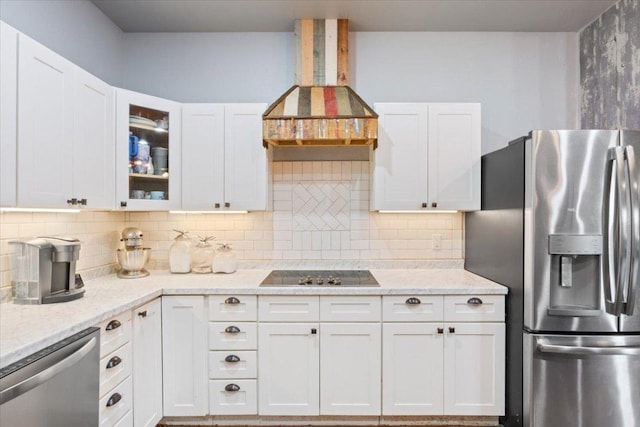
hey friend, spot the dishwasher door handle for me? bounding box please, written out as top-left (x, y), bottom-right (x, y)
top-left (0, 337), bottom-right (97, 405)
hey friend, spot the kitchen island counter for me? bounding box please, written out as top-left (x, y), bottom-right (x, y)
top-left (0, 268), bottom-right (505, 367)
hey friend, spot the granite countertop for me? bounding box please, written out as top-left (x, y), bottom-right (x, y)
top-left (0, 268), bottom-right (505, 368)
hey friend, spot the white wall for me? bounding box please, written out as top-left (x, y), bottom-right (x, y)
top-left (123, 31), bottom-right (579, 153)
top-left (0, 0), bottom-right (125, 85)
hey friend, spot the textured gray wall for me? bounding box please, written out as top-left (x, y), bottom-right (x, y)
top-left (581, 0), bottom-right (640, 129)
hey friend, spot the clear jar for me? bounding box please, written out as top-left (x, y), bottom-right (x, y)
top-left (191, 236), bottom-right (215, 274)
top-left (212, 243), bottom-right (237, 274)
top-left (169, 230), bottom-right (191, 273)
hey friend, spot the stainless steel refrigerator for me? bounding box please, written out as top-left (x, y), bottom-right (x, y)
top-left (465, 130), bottom-right (640, 427)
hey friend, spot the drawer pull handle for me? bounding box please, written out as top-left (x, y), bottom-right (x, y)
top-left (106, 392), bottom-right (122, 407)
top-left (106, 356), bottom-right (122, 369)
top-left (449, 327), bottom-right (456, 333)
top-left (225, 326), bottom-right (241, 334)
top-left (467, 297), bottom-right (483, 305)
top-left (138, 310), bottom-right (147, 317)
top-left (406, 297), bottom-right (421, 305)
top-left (225, 297), bottom-right (240, 305)
top-left (437, 328), bottom-right (444, 334)
top-left (225, 354), bottom-right (240, 363)
top-left (105, 320), bottom-right (121, 331)
top-left (225, 383), bottom-right (240, 392)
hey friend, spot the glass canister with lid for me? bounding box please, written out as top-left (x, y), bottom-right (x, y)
top-left (191, 236), bottom-right (216, 274)
top-left (168, 229), bottom-right (191, 273)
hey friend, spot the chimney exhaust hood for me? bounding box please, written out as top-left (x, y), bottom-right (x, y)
top-left (263, 19), bottom-right (378, 149)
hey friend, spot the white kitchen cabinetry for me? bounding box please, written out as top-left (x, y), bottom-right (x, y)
top-left (258, 296), bottom-right (381, 416)
top-left (181, 103), bottom-right (268, 211)
top-left (16, 33), bottom-right (115, 209)
top-left (381, 295), bottom-right (505, 416)
top-left (116, 89), bottom-right (181, 211)
top-left (162, 296), bottom-right (207, 416)
top-left (372, 103), bottom-right (481, 211)
top-left (0, 21), bottom-right (18, 207)
top-left (96, 311), bottom-right (133, 427)
top-left (132, 298), bottom-right (163, 427)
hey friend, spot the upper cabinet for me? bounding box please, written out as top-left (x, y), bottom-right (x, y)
top-left (372, 103), bottom-right (481, 211)
top-left (116, 89), bottom-right (181, 211)
top-left (14, 32), bottom-right (115, 209)
top-left (182, 103), bottom-right (268, 211)
top-left (0, 22), bottom-right (18, 207)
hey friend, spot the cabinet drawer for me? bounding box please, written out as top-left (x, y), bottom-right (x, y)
top-left (382, 296), bottom-right (443, 322)
top-left (209, 322), bottom-right (257, 350)
top-left (259, 296), bottom-right (319, 322)
top-left (99, 376), bottom-right (132, 427)
top-left (444, 295), bottom-right (504, 322)
top-left (99, 342), bottom-right (132, 398)
top-left (209, 379), bottom-right (257, 415)
top-left (113, 410), bottom-right (132, 427)
top-left (98, 311), bottom-right (132, 357)
top-left (209, 350), bottom-right (257, 379)
top-left (320, 296), bottom-right (381, 322)
top-left (209, 295), bottom-right (257, 321)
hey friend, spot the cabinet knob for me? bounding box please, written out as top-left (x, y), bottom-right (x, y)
top-left (449, 327), bottom-right (456, 333)
top-left (421, 202), bottom-right (428, 208)
top-left (405, 297), bottom-right (421, 305)
top-left (437, 328), bottom-right (444, 334)
top-left (137, 310), bottom-right (147, 317)
top-left (79, 198), bottom-right (87, 206)
top-left (106, 356), bottom-right (122, 369)
top-left (105, 320), bottom-right (121, 331)
top-left (431, 202), bottom-right (438, 208)
top-left (224, 202), bottom-right (230, 208)
top-left (467, 297), bottom-right (483, 305)
top-left (311, 328), bottom-right (317, 335)
top-left (106, 393), bottom-right (122, 407)
top-left (225, 325), bottom-right (241, 334)
top-left (120, 201), bottom-right (127, 208)
top-left (67, 198), bottom-right (77, 206)
top-left (225, 297), bottom-right (240, 305)
top-left (214, 203), bottom-right (220, 208)
top-left (225, 383), bottom-right (241, 392)
top-left (225, 354), bottom-right (240, 363)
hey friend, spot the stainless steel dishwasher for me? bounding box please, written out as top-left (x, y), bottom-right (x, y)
top-left (0, 327), bottom-right (100, 426)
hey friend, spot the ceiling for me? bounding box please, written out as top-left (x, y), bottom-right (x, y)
top-left (92, 0), bottom-right (617, 33)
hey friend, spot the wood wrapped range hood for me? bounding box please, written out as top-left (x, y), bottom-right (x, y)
top-left (263, 19), bottom-right (378, 149)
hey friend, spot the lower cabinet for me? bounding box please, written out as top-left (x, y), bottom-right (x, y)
top-left (132, 298), bottom-right (163, 426)
top-left (162, 296), bottom-right (208, 416)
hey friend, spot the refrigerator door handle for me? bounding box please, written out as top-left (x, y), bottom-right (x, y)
top-left (537, 341), bottom-right (640, 356)
top-left (603, 147), bottom-right (624, 315)
top-left (625, 145), bottom-right (639, 316)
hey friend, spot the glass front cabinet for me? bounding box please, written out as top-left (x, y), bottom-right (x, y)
top-left (116, 89), bottom-right (181, 210)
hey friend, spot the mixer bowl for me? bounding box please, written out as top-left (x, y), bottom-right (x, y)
top-left (117, 248), bottom-right (151, 278)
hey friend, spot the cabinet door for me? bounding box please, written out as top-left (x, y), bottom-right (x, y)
top-left (73, 68), bottom-right (114, 209)
top-left (258, 323), bottom-right (319, 415)
top-left (17, 34), bottom-right (74, 207)
top-left (382, 323), bottom-right (444, 415)
top-left (320, 323), bottom-right (381, 415)
top-left (427, 103), bottom-right (481, 210)
top-left (443, 322), bottom-right (505, 415)
top-left (223, 103), bottom-right (268, 211)
top-left (162, 296), bottom-right (207, 416)
top-left (132, 298), bottom-right (163, 427)
top-left (116, 88), bottom-right (181, 211)
top-left (181, 104), bottom-right (224, 210)
top-left (0, 22), bottom-right (18, 207)
top-left (372, 103), bottom-right (428, 210)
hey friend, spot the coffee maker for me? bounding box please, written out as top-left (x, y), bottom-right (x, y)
top-left (9, 237), bottom-right (84, 304)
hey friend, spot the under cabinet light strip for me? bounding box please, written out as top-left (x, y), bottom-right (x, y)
top-left (169, 210), bottom-right (249, 215)
top-left (0, 208), bottom-right (81, 213)
top-left (378, 210), bottom-right (458, 214)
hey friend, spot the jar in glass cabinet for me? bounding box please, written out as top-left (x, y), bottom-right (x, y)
top-left (191, 236), bottom-right (216, 274)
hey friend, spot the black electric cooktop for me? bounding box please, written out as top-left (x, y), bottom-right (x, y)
top-left (259, 270), bottom-right (379, 287)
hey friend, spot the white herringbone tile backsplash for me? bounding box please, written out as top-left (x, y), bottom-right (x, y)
top-left (0, 161), bottom-right (464, 298)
